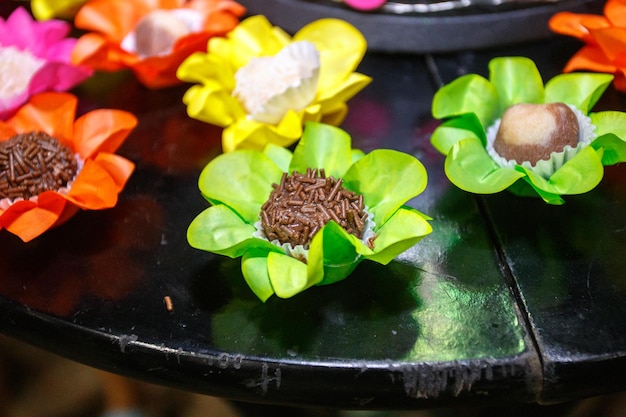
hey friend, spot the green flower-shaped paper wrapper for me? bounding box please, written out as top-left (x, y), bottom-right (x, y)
top-left (431, 56), bottom-right (626, 205)
top-left (188, 122), bottom-right (432, 301)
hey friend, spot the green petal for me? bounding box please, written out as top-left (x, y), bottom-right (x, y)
top-left (432, 74), bottom-right (499, 128)
top-left (199, 150), bottom-right (283, 223)
top-left (489, 57), bottom-right (544, 111)
top-left (515, 145), bottom-right (604, 198)
top-left (241, 249), bottom-right (275, 302)
top-left (506, 179), bottom-right (550, 199)
top-left (512, 175), bottom-right (565, 205)
top-left (289, 122), bottom-right (353, 177)
top-left (263, 143), bottom-right (293, 172)
top-left (592, 111), bottom-right (626, 139)
top-left (365, 207), bottom-right (432, 265)
top-left (591, 133), bottom-right (626, 165)
top-left (321, 222), bottom-right (361, 265)
top-left (267, 252), bottom-right (311, 298)
top-left (545, 73), bottom-right (613, 112)
top-left (187, 205), bottom-right (275, 258)
top-left (546, 146), bottom-right (605, 194)
top-left (342, 149), bottom-right (427, 227)
top-left (351, 148), bottom-right (365, 164)
top-left (315, 221), bottom-right (362, 285)
top-left (431, 113), bottom-right (485, 155)
top-left (307, 228), bottom-right (326, 284)
top-left (445, 137), bottom-right (525, 193)
top-left (590, 111), bottom-right (626, 165)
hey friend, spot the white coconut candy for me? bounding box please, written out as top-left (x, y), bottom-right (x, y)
top-left (121, 8), bottom-right (204, 58)
top-left (233, 41), bottom-right (321, 125)
top-left (0, 46), bottom-right (44, 100)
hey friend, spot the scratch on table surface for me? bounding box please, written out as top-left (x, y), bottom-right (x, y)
top-left (586, 257), bottom-right (596, 303)
top-left (399, 361), bottom-right (518, 399)
top-left (243, 362), bottom-right (282, 396)
top-left (118, 334), bottom-right (139, 353)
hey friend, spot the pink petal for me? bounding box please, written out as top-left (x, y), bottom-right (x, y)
top-left (41, 38), bottom-right (77, 62)
top-left (29, 63), bottom-right (93, 93)
top-left (0, 7), bottom-right (93, 119)
top-left (0, 7), bottom-right (71, 56)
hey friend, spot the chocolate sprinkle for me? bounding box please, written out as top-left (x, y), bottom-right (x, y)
top-left (260, 168), bottom-right (368, 249)
top-left (0, 132), bottom-right (78, 201)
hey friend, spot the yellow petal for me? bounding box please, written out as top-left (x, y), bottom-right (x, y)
top-left (222, 110), bottom-right (303, 152)
top-left (318, 73), bottom-right (372, 104)
top-left (320, 104), bottom-right (348, 126)
top-left (182, 84), bottom-right (244, 127)
top-left (177, 51), bottom-right (235, 89)
top-left (31, 0), bottom-right (86, 20)
top-left (294, 19), bottom-right (367, 93)
top-left (226, 15), bottom-right (291, 63)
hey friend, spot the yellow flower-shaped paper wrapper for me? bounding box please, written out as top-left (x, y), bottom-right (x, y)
top-left (431, 57), bottom-right (626, 205)
top-left (550, 0), bottom-right (626, 92)
top-left (187, 122), bottom-right (432, 301)
top-left (176, 15), bottom-right (372, 152)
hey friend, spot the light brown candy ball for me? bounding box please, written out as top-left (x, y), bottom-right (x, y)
top-left (493, 102), bottom-right (579, 165)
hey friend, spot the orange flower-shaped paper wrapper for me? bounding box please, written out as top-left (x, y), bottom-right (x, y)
top-left (550, 0), bottom-right (626, 91)
top-left (71, 0), bottom-right (246, 88)
top-left (0, 92), bottom-right (137, 242)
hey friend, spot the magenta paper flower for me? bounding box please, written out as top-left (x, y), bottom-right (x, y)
top-left (0, 7), bottom-right (93, 119)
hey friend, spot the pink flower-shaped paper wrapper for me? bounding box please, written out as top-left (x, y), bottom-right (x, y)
top-left (0, 7), bottom-right (93, 119)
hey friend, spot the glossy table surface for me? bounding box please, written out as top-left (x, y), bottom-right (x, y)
top-left (1, 2), bottom-right (626, 410)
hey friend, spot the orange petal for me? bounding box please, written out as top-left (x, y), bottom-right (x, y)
top-left (605, 0), bottom-right (626, 26)
top-left (73, 109), bottom-right (138, 158)
top-left (130, 49), bottom-right (199, 88)
top-left (549, 12), bottom-right (610, 42)
top-left (142, 0), bottom-right (185, 8)
top-left (65, 160), bottom-right (119, 209)
top-left (72, 33), bottom-right (132, 71)
top-left (7, 93), bottom-right (77, 144)
top-left (563, 45), bottom-right (617, 73)
top-left (1, 192), bottom-right (67, 242)
top-left (92, 153), bottom-right (135, 189)
top-left (0, 123), bottom-right (18, 140)
top-left (590, 26), bottom-right (626, 62)
top-left (74, 0), bottom-right (151, 41)
top-left (612, 68), bottom-right (626, 91)
top-left (197, 0), bottom-right (247, 33)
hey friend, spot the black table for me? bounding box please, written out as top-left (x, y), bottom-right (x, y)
top-left (1, 1), bottom-right (626, 410)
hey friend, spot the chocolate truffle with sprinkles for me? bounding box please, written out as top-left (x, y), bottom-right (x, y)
top-left (260, 167), bottom-right (370, 251)
top-left (187, 121), bottom-right (432, 300)
top-left (0, 131), bottom-right (79, 201)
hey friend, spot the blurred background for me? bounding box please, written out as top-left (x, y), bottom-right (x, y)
top-left (1, 335), bottom-right (625, 417)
